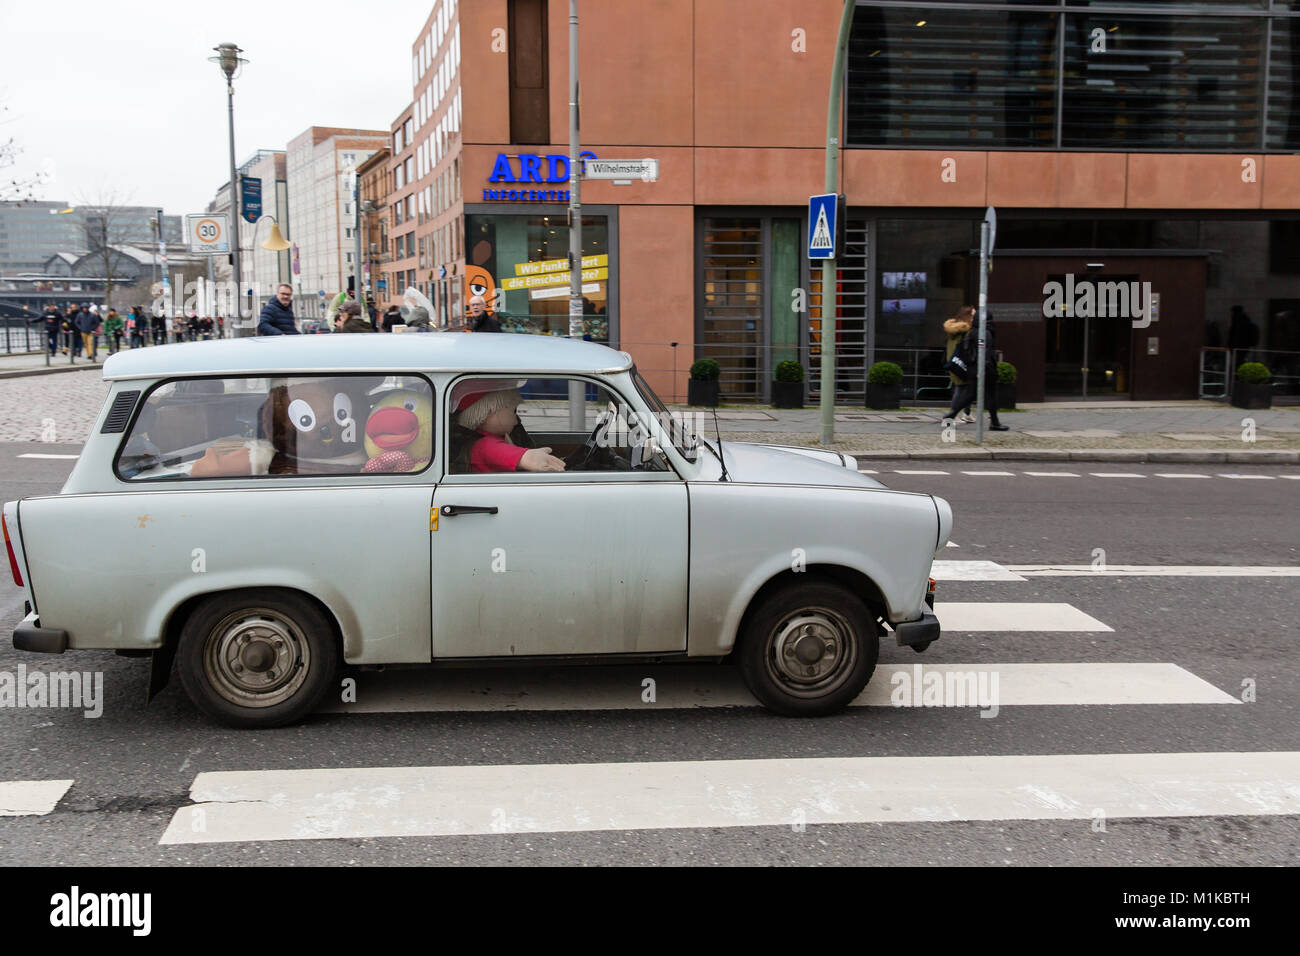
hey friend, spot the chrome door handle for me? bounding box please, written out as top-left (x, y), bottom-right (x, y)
top-left (440, 505), bottom-right (499, 517)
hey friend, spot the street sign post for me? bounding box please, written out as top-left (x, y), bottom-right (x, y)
top-left (583, 158), bottom-right (658, 183)
top-left (186, 213), bottom-right (230, 255)
top-left (807, 193), bottom-right (837, 260)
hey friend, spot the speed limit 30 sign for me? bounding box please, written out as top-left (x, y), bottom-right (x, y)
top-left (186, 213), bottom-right (230, 254)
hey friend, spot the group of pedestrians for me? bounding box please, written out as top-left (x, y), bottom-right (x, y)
top-left (36, 303), bottom-right (221, 361)
top-left (257, 286), bottom-right (505, 336)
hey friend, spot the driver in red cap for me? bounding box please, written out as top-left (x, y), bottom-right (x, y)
top-left (455, 384), bottom-right (566, 473)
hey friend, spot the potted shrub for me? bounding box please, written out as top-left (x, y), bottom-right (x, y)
top-left (688, 358), bottom-right (721, 407)
top-left (1231, 362), bottom-right (1272, 409)
top-left (865, 361), bottom-right (903, 409)
top-left (772, 360), bottom-right (805, 409)
top-left (996, 361), bottom-right (1017, 410)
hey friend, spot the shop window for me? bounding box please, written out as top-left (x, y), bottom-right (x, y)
top-left (463, 213), bottom-right (609, 340)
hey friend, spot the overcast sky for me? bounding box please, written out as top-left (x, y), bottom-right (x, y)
top-left (4, 0), bottom-right (428, 216)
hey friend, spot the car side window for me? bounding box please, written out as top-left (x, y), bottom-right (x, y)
top-left (446, 376), bottom-right (671, 476)
top-left (115, 375), bottom-right (434, 480)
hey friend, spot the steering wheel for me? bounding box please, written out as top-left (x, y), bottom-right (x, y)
top-left (564, 408), bottom-right (625, 471)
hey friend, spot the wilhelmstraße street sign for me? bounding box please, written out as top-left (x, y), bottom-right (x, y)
top-left (583, 158), bottom-right (658, 183)
top-left (186, 213), bottom-right (230, 255)
top-left (808, 193), bottom-right (837, 259)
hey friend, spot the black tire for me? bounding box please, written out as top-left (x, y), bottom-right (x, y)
top-left (738, 582), bottom-right (879, 717)
top-left (176, 589), bottom-right (339, 729)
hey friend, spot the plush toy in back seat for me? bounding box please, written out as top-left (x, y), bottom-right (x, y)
top-left (191, 379), bottom-right (368, 477)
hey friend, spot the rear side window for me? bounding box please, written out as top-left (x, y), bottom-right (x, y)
top-left (115, 375), bottom-right (434, 480)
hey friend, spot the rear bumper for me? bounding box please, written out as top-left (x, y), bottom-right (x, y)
top-left (14, 614), bottom-right (68, 654)
top-left (892, 610), bottom-right (940, 648)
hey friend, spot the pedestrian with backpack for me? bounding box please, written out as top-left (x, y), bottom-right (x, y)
top-left (943, 308), bottom-right (1008, 431)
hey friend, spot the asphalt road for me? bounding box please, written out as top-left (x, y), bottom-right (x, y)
top-left (0, 444), bottom-right (1296, 866)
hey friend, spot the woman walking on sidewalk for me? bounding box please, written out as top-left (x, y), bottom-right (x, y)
top-left (943, 309), bottom-right (1008, 432)
top-left (943, 306), bottom-right (975, 423)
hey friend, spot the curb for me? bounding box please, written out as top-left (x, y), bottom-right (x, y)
top-left (851, 448), bottom-right (1300, 465)
top-left (0, 363), bottom-right (102, 379)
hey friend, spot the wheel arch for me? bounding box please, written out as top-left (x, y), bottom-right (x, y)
top-left (729, 564), bottom-right (887, 660)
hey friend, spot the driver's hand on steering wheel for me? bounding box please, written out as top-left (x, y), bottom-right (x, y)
top-left (519, 447), bottom-right (566, 472)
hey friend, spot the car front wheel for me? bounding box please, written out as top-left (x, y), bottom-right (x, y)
top-left (738, 582), bottom-right (879, 716)
top-left (177, 589), bottom-right (339, 728)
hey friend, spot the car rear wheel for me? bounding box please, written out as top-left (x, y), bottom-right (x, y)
top-left (738, 582), bottom-right (879, 717)
top-left (177, 589), bottom-right (338, 729)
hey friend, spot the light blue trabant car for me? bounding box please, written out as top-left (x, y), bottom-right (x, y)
top-left (5, 335), bottom-right (950, 727)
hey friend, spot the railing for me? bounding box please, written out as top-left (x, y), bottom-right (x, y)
top-left (1, 318), bottom-right (42, 353)
top-left (1202, 347), bottom-right (1300, 401)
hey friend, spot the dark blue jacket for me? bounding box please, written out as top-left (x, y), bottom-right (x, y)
top-left (257, 298), bottom-right (300, 336)
top-left (73, 309), bottom-right (99, 333)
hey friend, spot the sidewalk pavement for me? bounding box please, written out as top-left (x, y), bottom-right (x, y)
top-left (676, 401), bottom-right (1300, 463)
top-left (0, 350), bottom-right (1294, 462)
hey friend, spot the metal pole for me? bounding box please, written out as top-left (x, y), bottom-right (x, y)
top-left (353, 174), bottom-right (363, 303)
top-left (226, 83), bottom-right (244, 336)
top-left (975, 221), bottom-right (990, 444)
top-left (818, 0), bottom-right (855, 446)
top-left (567, 0), bottom-right (585, 430)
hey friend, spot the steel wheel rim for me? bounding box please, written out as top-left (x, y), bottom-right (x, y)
top-left (764, 605), bottom-right (859, 699)
top-left (203, 607), bottom-right (311, 708)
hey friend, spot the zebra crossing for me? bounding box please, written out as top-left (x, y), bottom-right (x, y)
top-left (5, 558), bottom-right (1298, 846)
top-left (861, 468), bottom-right (1300, 480)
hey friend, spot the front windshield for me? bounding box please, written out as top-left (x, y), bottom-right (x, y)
top-left (631, 368), bottom-right (699, 461)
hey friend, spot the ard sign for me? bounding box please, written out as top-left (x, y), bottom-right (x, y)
top-left (186, 213), bottom-right (230, 255)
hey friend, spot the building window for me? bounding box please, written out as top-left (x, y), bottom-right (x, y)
top-left (508, 0), bottom-right (550, 144)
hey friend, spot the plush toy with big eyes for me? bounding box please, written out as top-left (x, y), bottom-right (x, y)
top-left (262, 380), bottom-right (368, 475)
top-left (362, 389), bottom-right (433, 473)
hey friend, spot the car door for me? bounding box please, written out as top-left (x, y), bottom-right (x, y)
top-left (429, 379), bottom-right (688, 658)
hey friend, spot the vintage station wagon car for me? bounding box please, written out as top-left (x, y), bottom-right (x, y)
top-left (5, 335), bottom-right (950, 727)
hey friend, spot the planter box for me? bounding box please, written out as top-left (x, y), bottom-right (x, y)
top-left (1231, 381), bottom-right (1272, 410)
top-left (865, 382), bottom-right (901, 410)
top-left (997, 383), bottom-right (1017, 410)
top-left (772, 380), bottom-right (804, 409)
top-left (688, 378), bottom-right (720, 407)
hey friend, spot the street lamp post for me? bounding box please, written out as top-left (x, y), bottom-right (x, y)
top-left (209, 43), bottom-right (248, 335)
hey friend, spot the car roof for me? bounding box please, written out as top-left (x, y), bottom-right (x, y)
top-left (101, 333), bottom-right (634, 381)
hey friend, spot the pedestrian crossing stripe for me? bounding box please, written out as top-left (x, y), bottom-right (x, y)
top-left (809, 204), bottom-right (833, 250)
top-left (0, 779), bottom-right (73, 816)
top-left (931, 561), bottom-right (1300, 580)
top-left (315, 662), bottom-right (1235, 715)
top-left (159, 751), bottom-right (1300, 844)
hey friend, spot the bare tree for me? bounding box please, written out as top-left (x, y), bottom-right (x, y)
top-left (75, 190), bottom-right (139, 311)
top-left (1, 99), bottom-right (46, 203)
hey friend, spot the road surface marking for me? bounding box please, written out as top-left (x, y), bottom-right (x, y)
top-left (945, 540), bottom-right (960, 548)
top-left (895, 470), bottom-right (950, 476)
top-left (0, 780), bottom-right (73, 816)
top-left (1008, 565), bottom-right (1300, 577)
top-left (1089, 472), bottom-right (1146, 478)
top-left (314, 662), bottom-right (1234, 716)
top-left (931, 560), bottom-right (1026, 582)
top-left (1154, 473), bottom-right (1210, 478)
top-left (1217, 474), bottom-right (1275, 480)
top-left (934, 602), bottom-right (1112, 631)
top-left (1023, 471), bottom-right (1080, 477)
top-left (858, 469), bottom-right (879, 475)
top-left (17, 453), bottom-right (79, 460)
top-left (961, 470), bottom-right (1016, 476)
top-left (160, 751), bottom-right (1300, 844)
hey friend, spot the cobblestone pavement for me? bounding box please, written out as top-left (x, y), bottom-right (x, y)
top-left (0, 368), bottom-right (109, 442)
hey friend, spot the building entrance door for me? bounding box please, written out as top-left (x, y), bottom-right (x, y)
top-left (1043, 273), bottom-right (1137, 398)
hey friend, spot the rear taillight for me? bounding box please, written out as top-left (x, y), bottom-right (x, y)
top-left (3, 515), bottom-right (22, 587)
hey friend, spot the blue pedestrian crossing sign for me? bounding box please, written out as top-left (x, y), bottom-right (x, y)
top-left (807, 193), bottom-right (837, 259)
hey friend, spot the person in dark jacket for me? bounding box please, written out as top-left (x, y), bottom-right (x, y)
top-left (73, 304), bottom-right (100, 361)
top-left (943, 305), bottom-right (975, 423)
top-left (39, 305), bottom-right (64, 357)
top-left (468, 295), bottom-right (502, 333)
top-left (381, 305), bottom-right (404, 332)
top-left (258, 284), bottom-right (300, 336)
top-left (338, 300), bottom-right (376, 333)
